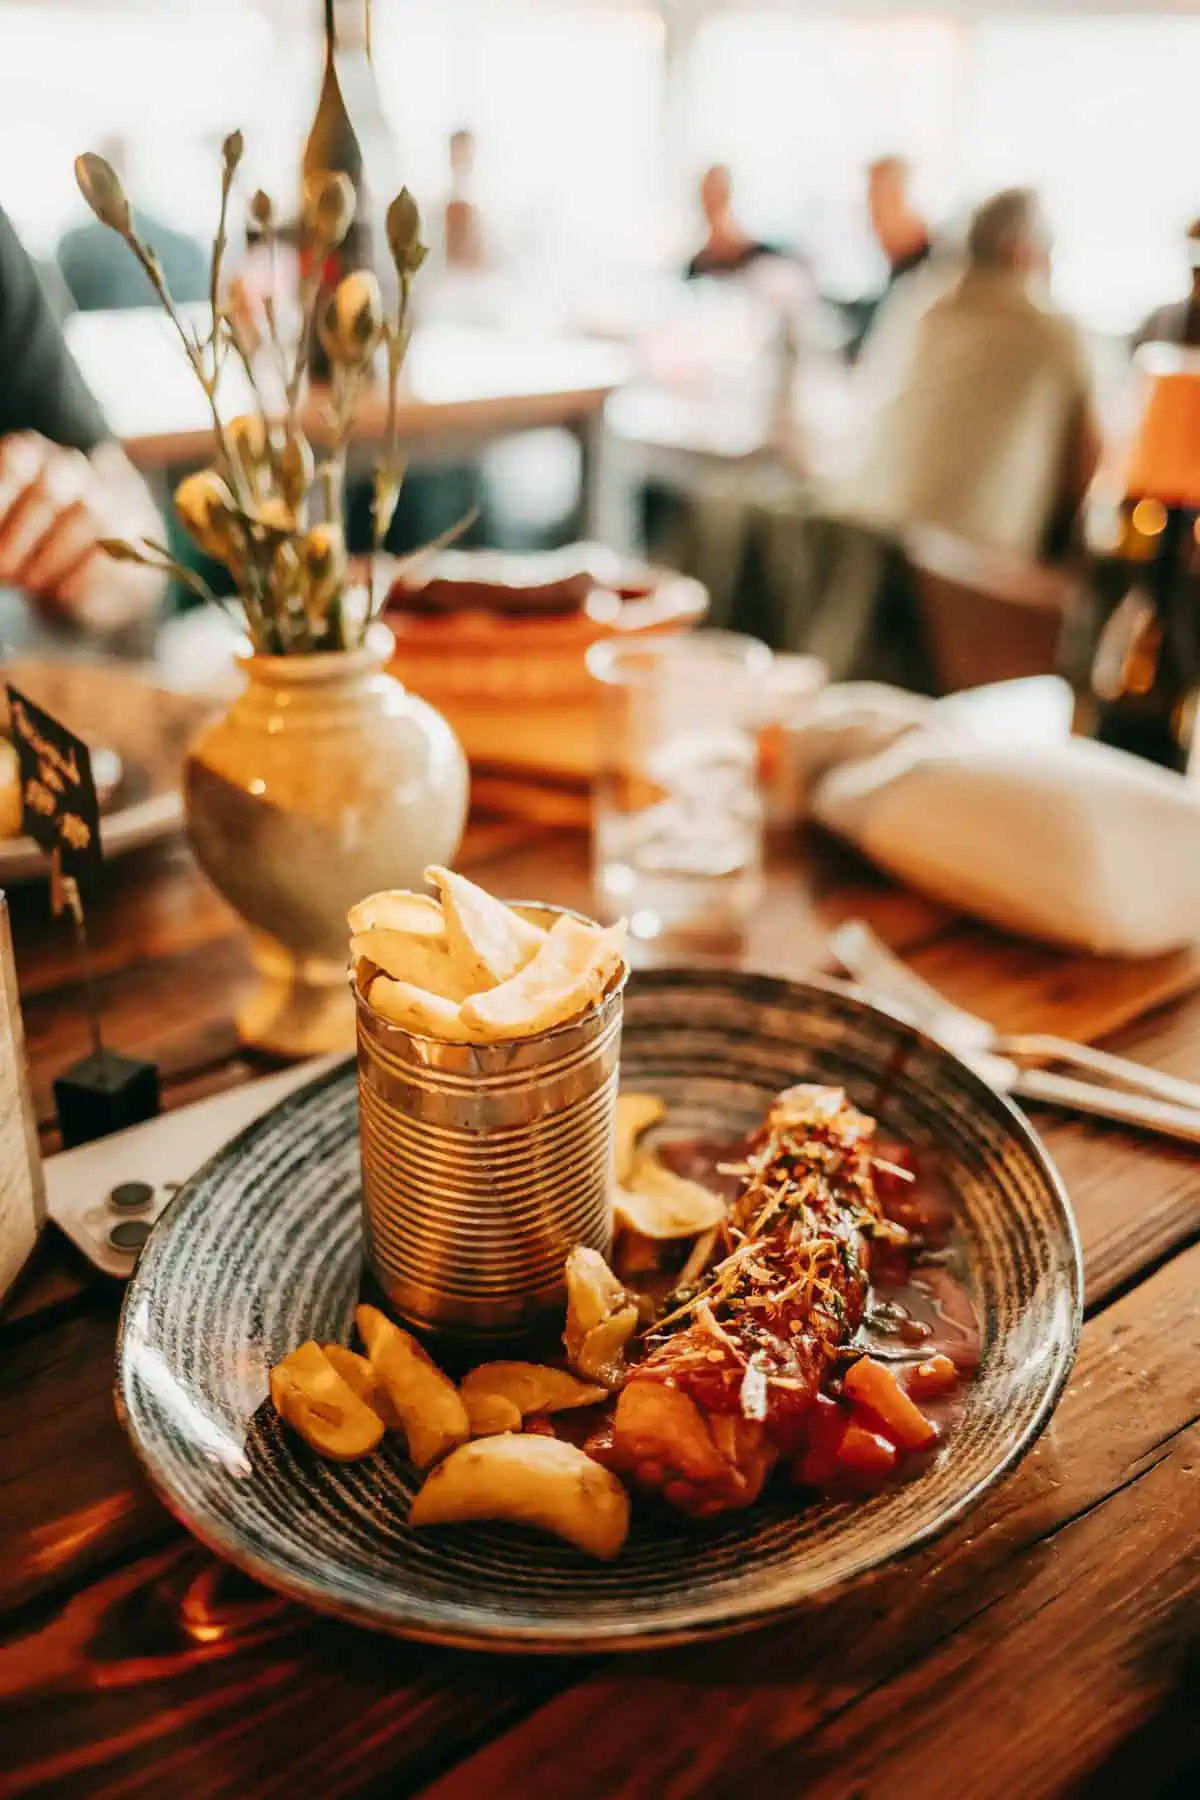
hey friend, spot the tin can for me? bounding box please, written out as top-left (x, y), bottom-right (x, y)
top-left (355, 905), bottom-right (625, 1344)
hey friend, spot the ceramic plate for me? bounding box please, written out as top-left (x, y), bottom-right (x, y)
top-left (115, 970), bottom-right (1082, 1652)
top-left (1, 662), bottom-right (211, 882)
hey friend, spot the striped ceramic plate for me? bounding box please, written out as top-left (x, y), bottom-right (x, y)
top-left (115, 969), bottom-right (1082, 1652)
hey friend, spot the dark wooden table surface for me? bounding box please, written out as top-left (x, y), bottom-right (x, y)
top-left (2, 819), bottom-right (1198, 1800)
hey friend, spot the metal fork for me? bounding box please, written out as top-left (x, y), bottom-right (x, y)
top-left (830, 920), bottom-right (1200, 1134)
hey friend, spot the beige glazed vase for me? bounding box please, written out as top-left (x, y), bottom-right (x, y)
top-left (184, 624), bottom-right (468, 1057)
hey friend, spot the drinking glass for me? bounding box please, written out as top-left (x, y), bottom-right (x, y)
top-left (587, 632), bottom-right (771, 957)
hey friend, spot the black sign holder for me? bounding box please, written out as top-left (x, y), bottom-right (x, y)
top-left (7, 684), bottom-right (160, 1148)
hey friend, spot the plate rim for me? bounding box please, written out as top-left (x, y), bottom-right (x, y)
top-left (114, 970), bottom-right (1083, 1651)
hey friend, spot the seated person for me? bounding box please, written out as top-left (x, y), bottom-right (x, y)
top-left (840, 188), bottom-right (1101, 563)
top-left (685, 165), bottom-right (784, 282)
top-left (1134, 217), bottom-right (1200, 350)
top-left (56, 136), bottom-right (207, 313)
top-left (0, 205), bottom-right (164, 631)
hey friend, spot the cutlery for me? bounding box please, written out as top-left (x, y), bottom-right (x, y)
top-left (831, 920), bottom-right (1200, 1144)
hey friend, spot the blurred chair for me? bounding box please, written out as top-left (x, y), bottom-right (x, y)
top-left (905, 524), bottom-right (1078, 695)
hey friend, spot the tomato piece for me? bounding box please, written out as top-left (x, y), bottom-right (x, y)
top-left (906, 1353), bottom-right (959, 1399)
top-left (836, 1421), bottom-right (897, 1481)
top-left (792, 1392), bottom-right (848, 1488)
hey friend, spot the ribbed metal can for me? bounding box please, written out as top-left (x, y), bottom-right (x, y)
top-left (355, 904), bottom-right (625, 1344)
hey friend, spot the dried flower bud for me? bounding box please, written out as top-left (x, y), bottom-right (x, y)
top-left (227, 413), bottom-right (268, 460)
top-left (175, 469), bottom-right (239, 561)
top-left (303, 171), bottom-right (356, 250)
top-left (225, 412), bottom-right (271, 498)
top-left (249, 189), bottom-right (274, 231)
top-left (386, 188), bottom-right (427, 276)
top-left (74, 152), bottom-right (132, 237)
top-left (317, 269), bottom-right (384, 368)
top-left (300, 521), bottom-right (347, 619)
top-left (222, 130), bottom-right (245, 181)
top-left (278, 428), bottom-right (314, 512)
top-left (254, 496), bottom-right (297, 535)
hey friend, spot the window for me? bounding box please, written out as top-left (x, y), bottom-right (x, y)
top-left (373, 0), bottom-right (667, 272)
top-left (0, 3), bottom-right (296, 258)
top-left (963, 17), bottom-right (1200, 332)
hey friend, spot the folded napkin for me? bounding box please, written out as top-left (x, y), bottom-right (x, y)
top-left (789, 682), bottom-right (1200, 956)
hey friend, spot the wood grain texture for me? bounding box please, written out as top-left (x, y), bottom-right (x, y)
top-left (4, 816), bottom-right (1200, 1798)
top-left (418, 1241), bottom-right (1200, 1800)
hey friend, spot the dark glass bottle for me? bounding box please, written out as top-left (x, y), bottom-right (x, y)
top-left (301, 1), bottom-right (388, 379)
top-left (1089, 498), bottom-right (1199, 773)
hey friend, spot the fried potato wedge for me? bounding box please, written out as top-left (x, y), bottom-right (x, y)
top-left (347, 889), bottom-right (444, 939)
top-left (409, 1433), bottom-right (631, 1560)
top-left (366, 976), bottom-right (482, 1042)
top-left (355, 1305), bottom-right (470, 1468)
top-left (563, 1246), bottom-right (639, 1388)
top-left (322, 1343), bottom-right (401, 1430)
top-left (460, 916), bottom-right (627, 1042)
top-left (461, 1362), bottom-right (608, 1417)
top-left (351, 929), bottom-right (472, 1002)
top-left (614, 1153), bottom-right (727, 1240)
top-left (269, 1340), bottom-right (385, 1460)
top-left (463, 1391), bottom-right (523, 1437)
top-left (614, 1092), bottom-right (666, 1184)
top-left (425, 865), bottom-right (546, 989)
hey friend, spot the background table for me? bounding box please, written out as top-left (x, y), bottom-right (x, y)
top-left (64, 312), bottom-right (631, 539)
top-left (2, 822), bottom-right (1198, 1798)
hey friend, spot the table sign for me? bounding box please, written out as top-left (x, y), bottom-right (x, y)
top-left (5, 683), bottom-right (159, 1148)
top-left (0, 893), bottom-right (45, 1302)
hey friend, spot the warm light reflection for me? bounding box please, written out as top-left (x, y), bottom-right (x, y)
top-left (1131, 497), bottom-right (1168, 538)
top-left (26, 1494), bottom-right (133, 1573)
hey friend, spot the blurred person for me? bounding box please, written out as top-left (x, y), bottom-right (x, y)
top-left (1133, 217), bottom-right (1200, 349)
top-left (841, 188), bottom-right (1101, 562)
top-left (685, 164), bottom-right (785, 282)
top-left (842, 156), bottom-right (935, 356)
top-left (868, 155), bottom-right (932, 291)
top-left (0, 206), bottom-right (164, 630)
top-left (443, 128), bottom-right (485, 271)
top-left (56, 136), bottom-right (207, 313)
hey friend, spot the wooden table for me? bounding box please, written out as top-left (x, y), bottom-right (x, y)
top-left (2, 822), bottom-right (1198, 1798)
top-left (63, 312), bottom-right (631, 538)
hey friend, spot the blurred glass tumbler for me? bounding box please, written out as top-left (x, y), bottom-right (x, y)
top-left (588, 632), bottom-right (771, 954)
top-left (355, 906), bottom-right (626, 1345)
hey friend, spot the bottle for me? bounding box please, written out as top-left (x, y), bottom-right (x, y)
top-left (301, 1), bottom-right (392, 379)
top-left (1089, 498), bottom-right (1198, 773)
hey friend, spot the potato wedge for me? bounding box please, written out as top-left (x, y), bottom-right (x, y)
top-left (322, 1343), bottom-right (401, 1430)
top-left (461, 1362), bottom-right (608, 1417)
top-left (614, 1092), bottom-right (666, 1184)
top-left (614, 1153), bottom-right (727, 1240)
top-left (563, 1246), bottom-right (639, 1388)
top-left (463, 1390), bottom-right (523, 1437)
top-left (355, 1305), bottom-right (469, 1468)
top-left (347, 889), bottom-right (444, 938)
top-left (366, 976), bottom-right (481, 1042)
top-left (269, 1340), bottom-right (385, 1460)
top-left (351, 929), bottom-right (472, 1001)
top-left (460, 916), bottom-right (627, 1042)
top-left (409, 1433), bottom-right (631, 1560)
top-left (425, 865), bottom-right (547, 990)
top-left (577, 1307), bottom-right (641, 1387)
